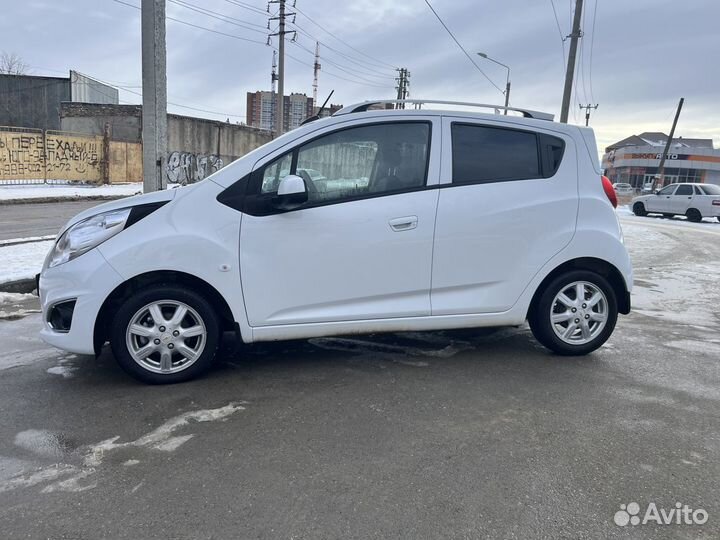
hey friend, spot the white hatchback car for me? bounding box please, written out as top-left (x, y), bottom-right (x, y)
top-left (632, 182), bottom-right (720, 222)
top-left (39, 100), bottom-right (633, 383)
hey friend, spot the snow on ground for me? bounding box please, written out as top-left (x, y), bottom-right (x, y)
top-left (0, 240), bottom-right (53, 284)
top-left (0, 183), bottom-right (142, 202)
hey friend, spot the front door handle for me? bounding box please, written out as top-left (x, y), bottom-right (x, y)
top-left (389, 216), bottom-right (418, 232)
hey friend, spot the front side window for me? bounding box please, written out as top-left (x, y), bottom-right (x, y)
top-left (257, 122), bottom-right (430, 205)
top-left (675, 184), bottom-right (693, 196)
top-left (658, 185), bottom-right (676, 195)
top-left (451, 124), bottom-right (543, 184)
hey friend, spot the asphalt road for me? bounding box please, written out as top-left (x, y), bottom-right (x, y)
top-left (0, 215), bottom-right (719, 539)
top-left (0, 200), bottom-right (105, 241)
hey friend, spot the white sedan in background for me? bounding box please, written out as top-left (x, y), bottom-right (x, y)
top-left (632, 182), bottom-right (720, 222)
top-left (612, 182), bottom-right (633, 195)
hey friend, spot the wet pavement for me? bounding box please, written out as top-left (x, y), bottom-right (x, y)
top-left (0, 216), bottom-right (719, 539)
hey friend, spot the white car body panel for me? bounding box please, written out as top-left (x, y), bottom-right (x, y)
top-left (38, 107), bottom-right (633, 356)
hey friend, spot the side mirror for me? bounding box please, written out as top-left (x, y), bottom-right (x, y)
top-left (273, 174), bottom-right (308, 210)
top-left (654, 190), bottom-right (660, 195)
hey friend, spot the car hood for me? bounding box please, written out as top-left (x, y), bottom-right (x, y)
top-left (59, 188), bottom-right (177, 235)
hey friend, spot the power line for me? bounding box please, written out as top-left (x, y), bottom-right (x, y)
top-left (292, 4), bottom-right (397, 71)
top-left (223, 0), bottom-right (268, 17)
top-left (422, 0), bottom-right (504, 94)
top-left (113, 0), bottom-right (267, 45)
top-left (588, 0), bottom-right (598, 104)
top-left (292, 39), bottom-right (394, 83)
top-left (290, 23), bottom-right (397, 77)
top-left (549, 0), bottom-right (567, 70)
top-left (167, 0), bottom-right (268, 33)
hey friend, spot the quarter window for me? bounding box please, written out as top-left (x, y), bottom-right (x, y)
top-left (451, 124), bottom-right (547, 184)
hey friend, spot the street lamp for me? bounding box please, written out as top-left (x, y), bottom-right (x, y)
top-left (477, 52), bottom-right (511, 115)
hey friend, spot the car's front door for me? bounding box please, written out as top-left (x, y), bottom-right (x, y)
top-left (646, 185), bottom-right (676, 212)
top-left (430, 118), bottom-right (577, 314)
top-left (239, 119), bottom-right (440, 327)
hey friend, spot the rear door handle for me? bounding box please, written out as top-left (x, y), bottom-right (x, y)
top-left (389, 216), bottom-right (418, 232)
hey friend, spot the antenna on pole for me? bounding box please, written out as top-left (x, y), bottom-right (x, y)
top-left (312, 41), bottom-right (321, 112)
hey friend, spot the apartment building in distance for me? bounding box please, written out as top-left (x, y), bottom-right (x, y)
top-left (246, 91), bottom-right (315, 133)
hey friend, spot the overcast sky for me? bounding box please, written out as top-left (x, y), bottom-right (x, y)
top-left (3, 0), bottom-right (719, 153)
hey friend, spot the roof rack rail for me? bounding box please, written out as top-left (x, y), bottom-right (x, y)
top-left (333, 99), bottom-right (554, 121)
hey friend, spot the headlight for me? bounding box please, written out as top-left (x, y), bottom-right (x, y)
top-left (47, 208), bottom-right (132, 268)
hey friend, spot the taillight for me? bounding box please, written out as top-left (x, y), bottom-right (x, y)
top-left (601, 175), bottom-right (617, 208)
top-left (712, 200), bottom-right (720, 206)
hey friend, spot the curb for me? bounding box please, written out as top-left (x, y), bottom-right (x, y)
top-left (0, 235), bottom-right (56, 247)
top-left (0, 278), bottom-right (36, 294)
top-left (0, 194), bottom-right (136, 206)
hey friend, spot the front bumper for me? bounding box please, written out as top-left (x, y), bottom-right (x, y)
top-left (39, 249), bottom-right (125, 355)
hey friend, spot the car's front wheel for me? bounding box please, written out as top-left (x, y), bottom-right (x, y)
top-left (632, 202), bottom-right (647, 216)
top-left (529, 270), bottom-right (618, 356)
top-left (110, 285), bottom-right (220, 384)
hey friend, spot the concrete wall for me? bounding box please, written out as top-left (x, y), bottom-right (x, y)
top-left (60, 103), bottom-right (272, 184)
top-left (61, 103), bottom-right (143, 141)
top-left (0, 75), bottom-right (70, 131)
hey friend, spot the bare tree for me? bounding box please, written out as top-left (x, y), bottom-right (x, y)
top-left (0, 52), bottom-right (29, 75)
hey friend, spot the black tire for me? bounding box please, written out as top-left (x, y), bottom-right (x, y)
top-left (686, 208), bottom-right (702, 223)
top-left (110, 285), bottom-right (220, 384)
top-left (632, 202), bottom-right (647, 216)
top-left (529, 270), bottom-right (618, 356)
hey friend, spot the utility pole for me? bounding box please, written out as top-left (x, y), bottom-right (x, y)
top-left (560, 0), bottom-right (583, 123)
top-left (312, 41), bottom-right (321, 112)
top-left (141, 0), bottom-right (167, 193)
top-left (579, 103), bottom-right (598, 126)
top-left (270, 50), bottom-right (278, 133)
top-left (653, 97), bottom-right (684, 190)
top-left (395, 68), bottom-right (410, 109)
top-left (269, 0), bottom-right (295, 137)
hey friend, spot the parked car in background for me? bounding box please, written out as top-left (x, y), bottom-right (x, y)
top-left (632, 182), bottom-right (720, 222)
top-left (38, 99), bottom-right (632, 383)
top-left (612, 182), bottom-right (633, 195)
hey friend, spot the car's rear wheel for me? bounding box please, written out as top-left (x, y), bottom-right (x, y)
top-left (110, 285), bottom-right (220, 384)
top-left (686, 208), bottom-right (702, 223)
top-left (632, 202), bottom-right (647, 216)
top-left (529, 270), bottom-right (618, 356)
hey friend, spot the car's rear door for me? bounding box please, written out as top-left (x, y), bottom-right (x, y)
top-left (669, 184), bottom-right (695, 214)
top-left (239, 117), bottom-right (440, 327)
top-left (430, 117), bottom-right (577, 314)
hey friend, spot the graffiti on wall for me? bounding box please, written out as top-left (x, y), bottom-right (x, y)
top-left (166, 151), bottom-right (224, 185)
top-left (0, 128), bottom-right (103, 182)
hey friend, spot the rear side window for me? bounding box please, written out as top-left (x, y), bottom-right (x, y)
top-left (675, 184), bottom-right (693, 196)
top-left (451, 124), bottom-right (565, 184)
top-left (700, 184), bottom-right (720, 195)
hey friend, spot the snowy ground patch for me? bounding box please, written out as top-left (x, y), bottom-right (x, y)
top-left (0, 240), bottom-right (53, 285)
top-left (0, 183), bottom-right (142, 202)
